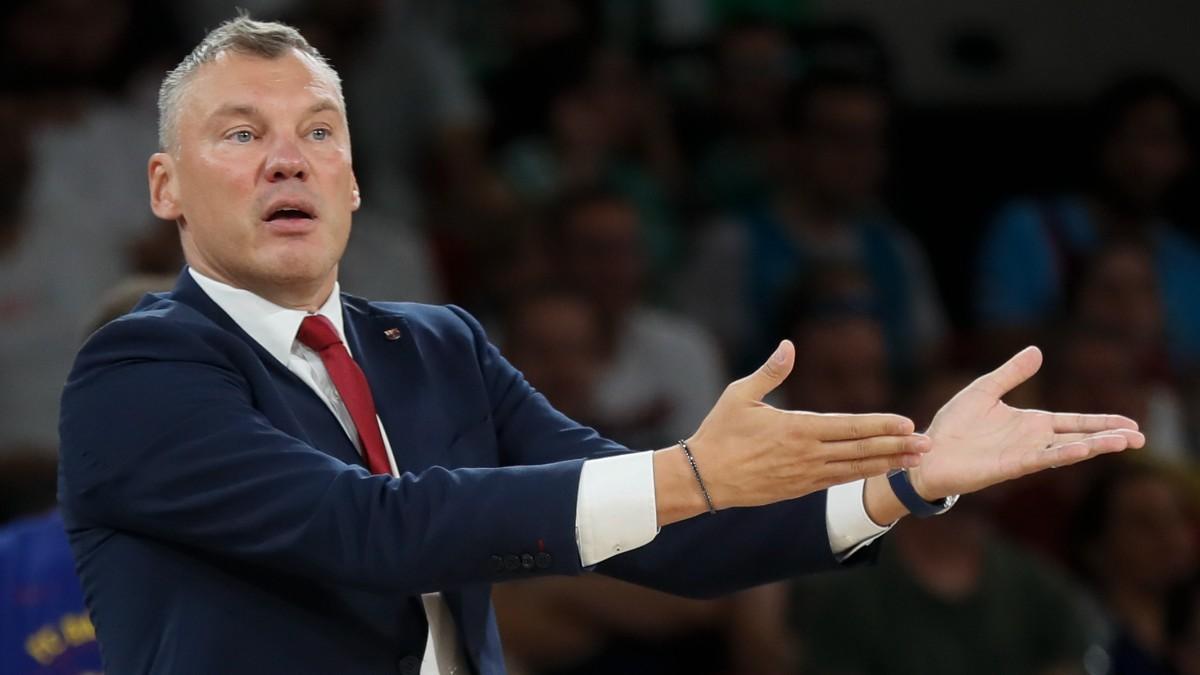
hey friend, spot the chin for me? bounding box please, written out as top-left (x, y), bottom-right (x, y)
top-left (256, 251), bottom-right (337, 288)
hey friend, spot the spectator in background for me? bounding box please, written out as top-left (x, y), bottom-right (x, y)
top-left (780, 281), bottom-right (891, 415)
top-left (494, 575), bottom-right (793, 675)
top-left (496, 287), bottom-right (791, 675)
top-left (791, 501), bottom-right (1093, 675)
top-left (1066, 237), bottom-right (1195, 460)
top-left (0, 273), bottom-right (170, 675)
top-left (501, 287), bottom-right (604, 427)
top-left (1071, 464), bottom-right (1199, 675)
top-left (679, 66), bottom-right (948, 375)
top-left (0, 511), bottom-right (102, 675)
top-left (501, 46), bottom-right (684, 281)
top-left (480, 0), bottom-right (594, 149)
top-left (976, 74), bottom-right (1200, 373)
top-left (784, 332), bottom-right (1090, 675)
top-left (0, 0), bottom-right (176, 449)
top-left (989, 322), bottom-right (1190, 568)
top-left (689, 18), bottom-right (799, 214)
top-left (548, 189), bottom-right (725, 450)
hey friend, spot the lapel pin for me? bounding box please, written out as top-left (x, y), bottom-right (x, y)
top-left (383, 327), bottom-right (402, 341)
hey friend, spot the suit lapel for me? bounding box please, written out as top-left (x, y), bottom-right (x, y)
top-left (166, 268), bottom-right (365, 468)
top-left (341, 300), bottom-right (431, 475)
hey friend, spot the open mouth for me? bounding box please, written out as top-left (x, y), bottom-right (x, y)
top-left (265, 206), bottom-right (315, 221)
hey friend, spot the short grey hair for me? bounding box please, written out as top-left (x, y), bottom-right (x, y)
top-left (157, 14), bottom-right (344, 152)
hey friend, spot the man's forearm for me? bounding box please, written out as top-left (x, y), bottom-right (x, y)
top-left (653, 446), bottom-right (710, 527)
top-left (655, 445), bottom-right (912, 530)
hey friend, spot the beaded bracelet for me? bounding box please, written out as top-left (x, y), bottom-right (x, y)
top-left (677, 439), bottom-right (717, 515)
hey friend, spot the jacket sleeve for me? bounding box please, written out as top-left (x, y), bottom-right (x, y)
top-left (448, 306), bottom-right (867, 598)
top-left (58, 314), bottom-right (589, 596)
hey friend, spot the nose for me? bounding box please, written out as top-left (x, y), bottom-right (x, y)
top-left (263, 136), bottom-right (308, 182)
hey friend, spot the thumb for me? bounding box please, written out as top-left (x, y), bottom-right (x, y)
top-left (971, 345), bottom-right (1043, 399)
top-left (734, 340), bottom-right (795, 401)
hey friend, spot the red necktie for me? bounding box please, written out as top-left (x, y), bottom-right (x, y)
top-left (296, 315), bottom-right (392, 475)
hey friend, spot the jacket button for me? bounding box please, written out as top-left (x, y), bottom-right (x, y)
top-left (503, 554), bottom-right (520, 572)
top-left (490, 555), bottom-right (504, 573)
top-left (535, 552), bottom-right (552, 569)
top-left (397, 655), bottom-right (422, 674)
top-left (521, 553), bottom-right (535, 570)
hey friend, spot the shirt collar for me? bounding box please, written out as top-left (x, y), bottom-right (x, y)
top-left (188, 267), bottom-right (346, 366)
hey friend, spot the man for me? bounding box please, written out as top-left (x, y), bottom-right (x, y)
top-left (57, 17), bottom-right (1144, 675)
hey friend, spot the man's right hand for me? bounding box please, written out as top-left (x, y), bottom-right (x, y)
top-left (653, 340), bottom-right (929, 526)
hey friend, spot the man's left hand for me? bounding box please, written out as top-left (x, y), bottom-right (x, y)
top-left (908, 346), bottom-right (1145, 501)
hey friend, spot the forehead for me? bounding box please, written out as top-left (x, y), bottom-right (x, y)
top-left (182, 48), bottom-right (343, 121)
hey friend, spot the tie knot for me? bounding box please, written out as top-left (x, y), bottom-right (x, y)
top-left (297, 314), bottom-right (343, 352)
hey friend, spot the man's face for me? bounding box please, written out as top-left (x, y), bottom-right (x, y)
top-left (149, 49), bottom-right (359, 300)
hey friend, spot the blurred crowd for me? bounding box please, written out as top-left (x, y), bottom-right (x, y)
top-left (2, 1), bottom-right (1199, 674)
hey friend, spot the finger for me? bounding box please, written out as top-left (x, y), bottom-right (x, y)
top-left (822, 434), bottom-right (932, 462)
top-left (1048, 412), bottom-right (1140, 434)
top-left (729, 340), bottom-right (794, 402)
top-left (970, 346), bottom-right (1043, 399)
top-left (1021, 433), bottom-right (1135, 475)
top-left (799, 412), bottom-right (916, 441)
top-left (826, 453), bottom-right (923, 483)
top-left (1054, 429), bottom-right (1145, 448)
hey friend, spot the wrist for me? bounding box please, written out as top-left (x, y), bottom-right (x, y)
top-left (863, 473), bottom-right (909, 526)
top-left (908, 467), bottom-right (935, 501)
top-left (652, 447), bottom-right (710, 527)
top-left (887, 468), bottom-right (959, 518)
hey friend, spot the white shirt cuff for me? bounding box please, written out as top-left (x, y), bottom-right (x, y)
top-left (575, 451), bottom-right (660, 567)
top-left (826, 478), bottom-right (893, 561)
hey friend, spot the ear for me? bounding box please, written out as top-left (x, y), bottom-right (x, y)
top-left (148, 152), bottom-right (183, 222)
top-left (350, 173), bottom-right (362, 212)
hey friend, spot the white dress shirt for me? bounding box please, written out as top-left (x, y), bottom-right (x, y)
top-left (188, 268), bottom-right (892, 674)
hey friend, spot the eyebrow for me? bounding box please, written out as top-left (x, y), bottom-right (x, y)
top-left (209, 103), bottom-right (263, 122)
top-left (306, 100), bottom-right (340, 116)
top-left (207, 99), bottom-right (342, 123)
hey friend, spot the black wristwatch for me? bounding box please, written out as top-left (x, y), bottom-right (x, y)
top-left (887, 469), bottom-right (958, 518)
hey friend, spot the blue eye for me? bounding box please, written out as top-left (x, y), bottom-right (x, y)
top-left (231, 130), bottom-right (254, 143)
top-left (310, 128), bottom-right (329, 141)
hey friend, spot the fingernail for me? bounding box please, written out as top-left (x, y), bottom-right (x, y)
top-left (904, 454), bottom-right (921, 467)
top-left (772, 342), bottom-right (787, 364)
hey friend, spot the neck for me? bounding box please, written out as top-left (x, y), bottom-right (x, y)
top-left (189, 261), bottom-right (336, 312)
top-left (255, 278), bottom-right (336, 313)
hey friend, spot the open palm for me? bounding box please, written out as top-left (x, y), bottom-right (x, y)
top-left (909, 347), bottom-right (1145, 501)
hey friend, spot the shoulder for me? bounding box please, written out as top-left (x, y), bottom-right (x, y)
top-left (344, 295), bottom-right (491, 347)
top-left (72, 293), bottom-right (245, 378)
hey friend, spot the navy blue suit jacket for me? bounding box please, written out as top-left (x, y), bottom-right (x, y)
top-left (58, 270), bottom-right (854, 674)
